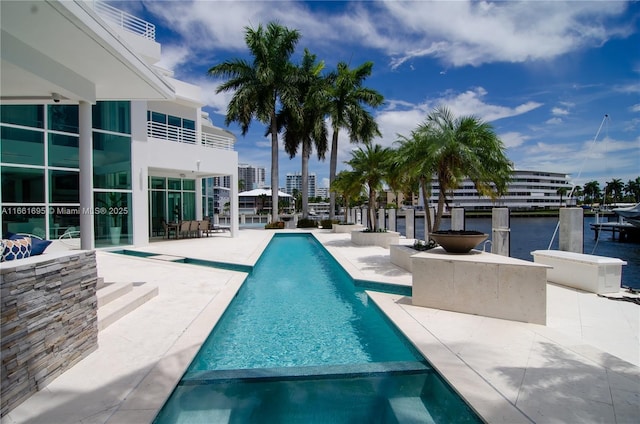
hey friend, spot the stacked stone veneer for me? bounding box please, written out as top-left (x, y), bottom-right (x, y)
top-left (0, 251), bottom-right (99, 417)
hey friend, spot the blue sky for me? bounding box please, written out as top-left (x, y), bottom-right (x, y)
top-left (117, 0), bottom-right (639, 190)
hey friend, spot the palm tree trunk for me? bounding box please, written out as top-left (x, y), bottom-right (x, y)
top-left (434, 189), bottom-right (446, 232)
top-left (301, 141), bottom-right (309, 219)
top-left (420, 177), bottom-right (432, 236)
top-left (369, 185), bottom-right (376, 231)
top-left (329, 130), bottom-right (339, 221)
top-left (270, 108), bottom-right (279, 222)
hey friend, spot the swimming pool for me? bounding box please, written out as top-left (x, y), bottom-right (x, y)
top-left (154, 233), bottom-right (481, 423)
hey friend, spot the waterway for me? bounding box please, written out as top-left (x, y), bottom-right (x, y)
top-left (396, 215), bottom-right (639, 290)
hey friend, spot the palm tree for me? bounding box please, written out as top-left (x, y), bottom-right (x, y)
top-left (583, 180), bottom-right (600, 204)
top-left (394, 129), bottom-right (436, 234)
top-left (416, 106), bottom-right (512, 232)
top-left (571, 185), bottom-right (583, 204)
top-left (327, 61), bottom-right (384, 221)
top-left (557, 187), bottom-right (569, 207)
top-left (344, 143), bottom-right (393, 231)
top-left (625, 177), bottom-right (640, 202)
top-left (277, 49), bottom-right (329, 219)
top-left (209, 22), bottom-right (300, 222)
top-left (606, 178), bottom-right (624, 204)
top-left (331, 170), bottom-right (363, 222)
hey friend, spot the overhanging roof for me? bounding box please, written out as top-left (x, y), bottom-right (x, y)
top-left (0, 0), bottom-right (174, 103)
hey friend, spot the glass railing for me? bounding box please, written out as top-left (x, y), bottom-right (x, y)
top-left (147, 121), bottom-right (234, 150)
top-left (92, 0), bottom-right (156, 40)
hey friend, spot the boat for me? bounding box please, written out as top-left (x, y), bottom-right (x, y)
top-left (612, 203), bottom-right (640, 227)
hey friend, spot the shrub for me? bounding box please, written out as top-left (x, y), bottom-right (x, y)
top-left (361, 228), bottom-right (387, 233)
top-left (412, 239), bottom-right (438, 251)
top-left (320, 219), bottom-right (336, 229)
top-left (297, 218), bottom-right (318, 228)
top-left (265, 221), bottom-right (285, 229)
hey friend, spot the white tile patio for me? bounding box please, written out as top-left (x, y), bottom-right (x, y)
top-left (4, 228), bottom-right (639, 423)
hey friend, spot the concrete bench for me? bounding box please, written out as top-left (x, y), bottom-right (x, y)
top-left (412, 248), bottom-right (549, 325)
top-left (531, 250), bottom-right (626, 294)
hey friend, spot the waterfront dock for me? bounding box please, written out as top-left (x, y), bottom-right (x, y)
top-left (590, 221), bottom-right (639, 241)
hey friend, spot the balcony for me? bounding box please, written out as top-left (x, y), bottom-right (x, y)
top-left (147, 121), bottom-right (234, 151)
top-left (92, 1), bottom-right (155, 40)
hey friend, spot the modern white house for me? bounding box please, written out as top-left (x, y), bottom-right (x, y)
top-left (1, 0), bottom-right (240, 249)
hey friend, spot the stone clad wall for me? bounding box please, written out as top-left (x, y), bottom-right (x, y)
top-left (0, 251), bottom-right (99, 417)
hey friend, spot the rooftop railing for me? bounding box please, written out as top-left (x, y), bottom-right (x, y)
top-left (93, 1), bottom-right (156, 40)
top-left (147, 121), bottom-right (234, 151)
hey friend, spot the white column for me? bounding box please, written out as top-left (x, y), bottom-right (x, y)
top-left (229, 172), bottom-right (239, 237)
top-left (79, 101), bottom-right (94, 250)
top-left (451, 207), bottom-right (465, 231)
top-left (491, 207), bottom-right (510, 256)
top-left (195, 178), bottom-right (203, 220)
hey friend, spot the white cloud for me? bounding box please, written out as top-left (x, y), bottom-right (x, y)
top-left (630, 104), bottom-right (640, 113)
top-left (546, 117), bottom-right (563, 125)
top-left (382, 1), bottom-right (631, 68)
top-left (499, 132), bottom-right (529, 149)
top-left (552, 107), bottom-right (570, 116)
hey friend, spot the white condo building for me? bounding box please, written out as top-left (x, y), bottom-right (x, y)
top-left (428, 170), bottom-right (574, 210)
top-left (286, 172), bottom-right (317, 197)
top-left (0, 0), bottom-right (240, 248)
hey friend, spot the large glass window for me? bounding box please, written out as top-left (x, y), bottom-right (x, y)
top-left (93, 101), bottom-right (130, 134)
top-left (49, 206), bottom-right (80, 240)
top-left (94, 191), bottom-right (132, 247)
top-left (168, 178), bottom-right (181, 190)
top-left (150, 177), bottom-right (166, 189)
top-left (1, 208), bottom-right (46, 239)
top-left (1, 127), bottom-right (44, 166)
top-left (49, 170), bottom-right (79, 203)
top-left (48, 133), bottom-right (79, 168)
top-left (1, 166), bottom-right (45, 203)
top-left (93, 132), bottom-right (131, 189)
top-left (48, 104), bottom-right (79, 133)
top-left (1, 105), bottom-right (44, 128)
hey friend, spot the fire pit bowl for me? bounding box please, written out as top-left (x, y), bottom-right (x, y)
top-left (429, 230), bottom-right (489, 254)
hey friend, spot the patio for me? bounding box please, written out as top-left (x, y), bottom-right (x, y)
top-left (3, 228), bottom-right (638, 423)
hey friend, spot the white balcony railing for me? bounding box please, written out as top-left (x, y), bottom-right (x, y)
top-left (147, 121), bottom-right (234, 151)
top-left (93, 1), bottom-right (156, 40)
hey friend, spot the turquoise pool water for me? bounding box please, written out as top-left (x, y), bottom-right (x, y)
top-left (154, 234), bottom-right (481, 423)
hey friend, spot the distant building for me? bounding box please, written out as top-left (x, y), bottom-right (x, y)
top-left (384, 170), bottom-right (574, 211)
top-left (286, 172), bottom-right (317, 197)
top-left (315, 187), bottom-right (330, 200)
top-left (238, 164), bottom-right (266, 191)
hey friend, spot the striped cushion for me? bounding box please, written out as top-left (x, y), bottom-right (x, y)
top-left (1, 237), bottom-right (32, 262)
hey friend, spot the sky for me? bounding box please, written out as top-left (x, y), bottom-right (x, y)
top-left (115, 0), bottom-right (639, 190)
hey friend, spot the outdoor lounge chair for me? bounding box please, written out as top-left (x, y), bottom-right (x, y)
top-left (198, 220), bottom-right (210, 237)
top-left (189, 220), bottom-right (199, 238)
top-left (178, 221), bottom-right (191, 238)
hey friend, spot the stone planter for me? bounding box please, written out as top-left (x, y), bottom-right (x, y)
top-left (351, 230), bottom-right (400, 249)
top-left (390, 244), bottom-right (419, 272)
top-left (333, 223), bottom-right (364, 233)
top-left (429, 230), bottom-right (488, 254)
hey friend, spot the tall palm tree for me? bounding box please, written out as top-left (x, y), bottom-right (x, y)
top-left (557, 187), bottom-right (568, 207)
top-left (394, 129), bottom-right (436, 234)
top-left (209, 22), bottom-right (300, 222)
top-left (345, 143), bottom-right (393, 231)
top-left (277, 49), bottom-right (329, 219)
top-left (417, 106), bottom-right (512, 232)
top-left (583, 180), bottom-right (600, 204)
top-left (625, 177), bottom-right (640, 202)
top-left (327, 61), bottom-right (384, 221)
top-left (606, 178), bottom-right (624, 204)
top-left (331, 170), bottom-right (363, 221)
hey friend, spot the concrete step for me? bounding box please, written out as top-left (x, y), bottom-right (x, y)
top-left (96, 277), bottom-right (106, 290)
top-left (387, 397), bottom-right (436, 424)
top-left (97, 282), bottom-right (133, 308)
top-left (97, 283), bottom-right (159, 331)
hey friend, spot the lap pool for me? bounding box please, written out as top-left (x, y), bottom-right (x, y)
top-left (153, 233), bottom-right (480, 423)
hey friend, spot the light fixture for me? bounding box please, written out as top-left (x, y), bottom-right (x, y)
top-left (179, 173), bottom-right (186, 178)
top-left (52, 92), bottom-right (62, 103)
